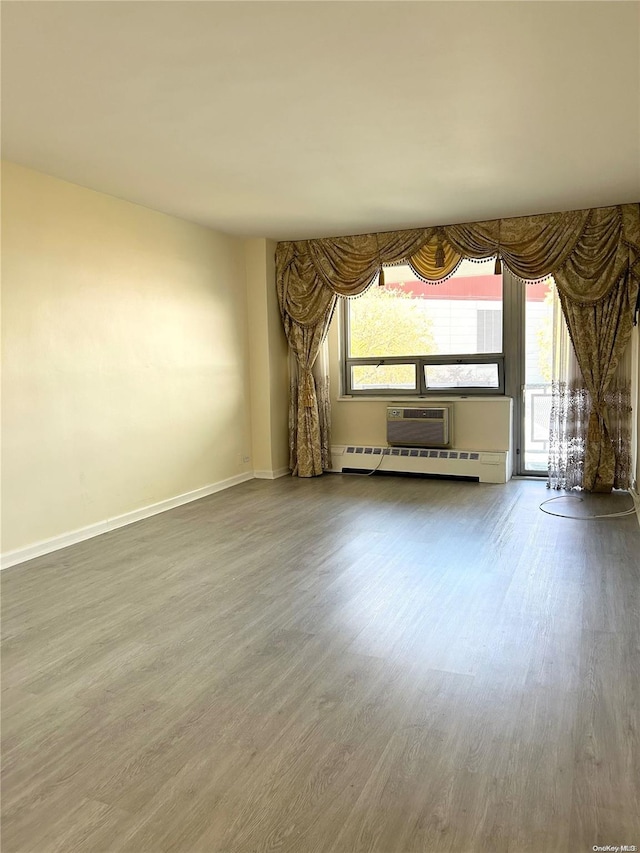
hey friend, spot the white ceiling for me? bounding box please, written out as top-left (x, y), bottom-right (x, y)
top-left (2, 1), bottom-right (639, 241)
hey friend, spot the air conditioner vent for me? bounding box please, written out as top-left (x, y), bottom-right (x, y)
top-left (402, 408), bottom-right (446, 419)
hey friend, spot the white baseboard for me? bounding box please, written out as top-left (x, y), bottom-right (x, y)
top-left (0, 472), bottom-right (255, 571)
top-left (254, 467), bottom-right (290, 480)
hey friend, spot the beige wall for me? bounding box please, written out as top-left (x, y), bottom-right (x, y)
top-left (327, 314), bottom-right (512, 457)
top-left (1, 162), bottom-right (253, 554)
top-left (245, 237), bottom-right (289, 475)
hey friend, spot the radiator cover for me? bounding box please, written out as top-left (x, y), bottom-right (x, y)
top-left (330, 445), bottom-right (510, 484)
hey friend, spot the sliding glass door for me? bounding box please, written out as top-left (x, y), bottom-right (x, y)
top-left (505, 271), bottom-right (555, 476)
top-left (522, 279), bottom-right (554, 473)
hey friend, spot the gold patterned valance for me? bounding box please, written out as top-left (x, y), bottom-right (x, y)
top-left (277, 203), bottom-right (640, 327)
top-left (275, 202), bottom-right (640, 483)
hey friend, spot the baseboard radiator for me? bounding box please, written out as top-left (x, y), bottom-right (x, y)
top-left (330, 445), bottom-right (510, 484)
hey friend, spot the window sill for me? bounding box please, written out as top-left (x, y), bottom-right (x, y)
top-left (336, 395), bottom-right (512, 403)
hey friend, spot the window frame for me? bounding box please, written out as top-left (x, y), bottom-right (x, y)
top-left (342, 265), bottom-right (508, 398)
top-left (344, 353), bottom-right (505, 397)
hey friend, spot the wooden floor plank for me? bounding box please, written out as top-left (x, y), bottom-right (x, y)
top-left (2, 475), bottom-right (639, 852)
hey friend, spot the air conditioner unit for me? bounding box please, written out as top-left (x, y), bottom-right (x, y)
top-left (387, 406), bottom-right (451, 448)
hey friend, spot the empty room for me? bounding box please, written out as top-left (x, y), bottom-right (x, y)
top-left (1, 2), bottom-right (639, 852)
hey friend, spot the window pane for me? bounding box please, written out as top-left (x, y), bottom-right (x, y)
top-left (351, 363), bottom-right (416, 392)
top-left (476, 309), bottom-right (502, 353)
top-left (424, 363), bottom-right (500, 389)
top-left (348, 259), bottom-right (502, 358)
top-left (524, 278), bottom-right (554, 471)
top-left (348, 286), bottom-right (437, 358)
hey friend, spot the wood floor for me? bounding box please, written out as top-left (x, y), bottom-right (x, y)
top-left (2, 475), bottom-right (639, 853)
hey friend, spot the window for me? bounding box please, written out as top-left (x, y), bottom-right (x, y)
top-left (477, 309), bottom-right (502, 353)
top-left (343, 258), bottom-right (505, 395)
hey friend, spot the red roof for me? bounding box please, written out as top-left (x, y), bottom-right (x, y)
top-left (390, 275), bottom-right (550, 302)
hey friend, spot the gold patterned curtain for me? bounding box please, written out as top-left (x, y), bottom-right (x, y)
top-left (282, 302), bottom-right (336, 477)
top-left (548, 284), bottom-right (633, 491)
top-left (558, 273), bottom-right (636, 491)
top-left (276, 204), bottom-right (640, 486)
